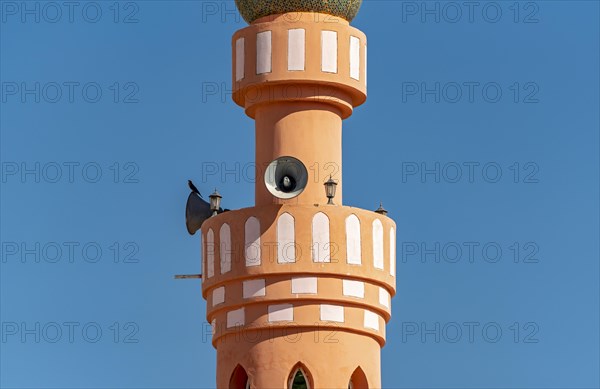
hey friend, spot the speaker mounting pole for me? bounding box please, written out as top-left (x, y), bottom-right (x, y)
top-left (174, 274), bottom-right (202, 279)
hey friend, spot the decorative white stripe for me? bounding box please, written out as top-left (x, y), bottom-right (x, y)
top-left (212, 286), bottom-right (225, 306)
top-left (350, 36), bottom-right (360, 80)
top-left (220, 223), bottom-right (231, 274)
top-left (364, 310), bottom-right (379, 331)
top-left (268, 304), bottom-right (294, 322)
top-left (235, 37), bottom-right (245, 81)
top-left (321, 30), bottom-right (338, 73)
top-left (277, 212), bottom-right (296, 263)
top-left (256, 31), bottom-right (272, 74)
top-left (207, 229), bottom-right (215, 278)
top-left (288, 29), bottom-right (305, 71)
top-left (390, 227), bottom-right (396, 276)
top-left (343, 280), bottom-right (365, 298)
top-left (312, 212), bottom-right (331, 263)
top-left (346, 214), bottom-right (361, 265)
top-left (245, 217), bottom-right (261, 267)
top-left (373, 219), bottom-right (384, 270)
top-left (227, 308), bottom-right (245, 328)
top-left (291, 277), bottom-right (317, 294)
top-left (379, 287), bottom-right (390, 309)
top-left (201, 239), bottom-right (206, 280)
top-left (320, 304), bottom-right (344, 323)
top-left (243, 279), bottom-right (266, 299)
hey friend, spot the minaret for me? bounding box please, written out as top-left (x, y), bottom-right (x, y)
top-left (199, 2), bottom-right (396, 388)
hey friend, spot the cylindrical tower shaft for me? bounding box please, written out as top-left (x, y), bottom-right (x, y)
top-left (216, 330), bottom-right (381, 388)
top-left (255, 102), bottom-right (343, 206)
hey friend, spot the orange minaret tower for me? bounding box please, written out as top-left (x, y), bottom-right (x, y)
top-left (197, 2), bottom-right (396, 388)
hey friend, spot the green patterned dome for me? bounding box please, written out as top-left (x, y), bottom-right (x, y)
top-left (235, 0), bottom-right (362, 23)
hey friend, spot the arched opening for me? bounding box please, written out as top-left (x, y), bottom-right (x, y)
top-left (229, 364), bottom-right (249, 389)
top-left (372, 219), bottom-right (384, 270)
top-left (349, 367), bottom-right (369, 389)
top-left (312, 212), bottom-right (330, 263)
top-left (277, 212), bottom-right (296, 263)
top-left (220, 223), bottom-right (231, 274)
top-left (244, 216), bottom-right (261, 267)
top-left (345, 214), bottom-right (361, 265)
top-left (288, 363), bottom-right (312, 389)
top-left (206, 228), bottom-right (215, 277)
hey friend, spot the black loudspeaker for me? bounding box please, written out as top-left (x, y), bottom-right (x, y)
top-left (185, 192), bottom-right (212, 235)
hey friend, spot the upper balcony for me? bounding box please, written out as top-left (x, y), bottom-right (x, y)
top-left (199, 204), bottom-right (396, 345)
top-left (231, 12), bottom-right (367, 118)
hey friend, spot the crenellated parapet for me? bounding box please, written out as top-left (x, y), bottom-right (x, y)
top-left (232, 12), bottom-right (367, 118)
top-left (200, 205), bottom-right (396, 347)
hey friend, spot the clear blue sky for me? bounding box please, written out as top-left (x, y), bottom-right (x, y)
top-left (1, 1), bottom-right (598, 388)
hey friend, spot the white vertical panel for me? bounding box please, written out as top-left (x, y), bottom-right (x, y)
top-left (312, 212), bottom-right (331, 263)
top-left (288, 29), bottom-right (305, 71)
top-left (291, 277), bottom-right (317, 294)
top-left (379, 287), bottom-right (390, 309)
top-left (220, 223), bottom-right (231, 274)
top-left (343, 280), bottom-right (365, 298)
top-left (211, 319), bottom-right (216, 335)
top-left (346, 214), bottom-right (361, 265)
top-left (277, 213), bottom-right (295, 263)
top-left (390, 227), bottom-right (396, 276)
top-left (207, 229), bottom-right (215, 278)
top-left (321, 30), bottom-right (338, 73)
top-left (245, 217), bottom-right (261, 267)
top-left (365, 44), bottom-right (367, 87)
top-left (201, 238), bottom-right (206, 281)
top-left (320, 304), bottom-right (344, 322)
top-left (256, 31), bottom-right (272, 74)
top-left (350, 36), bottom-right (360, 80)
top-left (364, 310), bottom-right (379, 331)
top-left (227, 308), bottom-right (245, 328)
top-left (243, 279), bottom-right (266, 298)
top-left (212, 286), bottom-right (225, 306)
top-left (235, 37), bottom-right (245, 81)
top-left (373, 219), bottom-right (384, 270)
top-left (268, 304), bottom-right (294, 322)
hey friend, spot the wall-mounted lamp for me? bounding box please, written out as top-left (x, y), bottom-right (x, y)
top-left (324, 176), bottom-right (338, 205)
top-left (209, 189), bottom-right (222, 216)
top-left (374, 202), bottom-right (388, 216)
